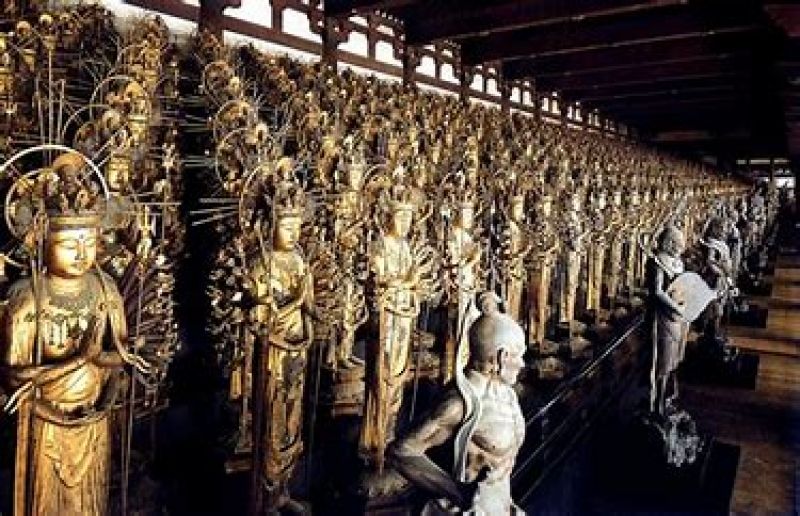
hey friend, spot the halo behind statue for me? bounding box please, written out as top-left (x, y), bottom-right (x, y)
top-left (2, 144), bottom-right (110, 246)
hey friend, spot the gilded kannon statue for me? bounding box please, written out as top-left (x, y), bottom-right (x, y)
top-left (557, 189), bottom-right (589, 349)
top-left (502, 193), bottom-right (530, 324)
top-left (585, 188), bottom-right (608, 326)
top-left (443, 198), bottom-right (481, 382)
top-left (247, 176), bottom-right (314, 512)
top-left (528, 192), bottom-right (558, 353)
top-left (1, 151), bottom-right (148, 515)
top-left (607, 187), bottom-right (626, 313)
top-left (360, 184), bottom-right (421, 493)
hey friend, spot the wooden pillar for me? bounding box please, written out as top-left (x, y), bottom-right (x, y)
top-left (321, 16), bottom-right (341, 67)
top-left (499, 79), bottom-right (511, 115)
top-left (199, 0), bottom-right (240, 40)
top-left (402, 45), bottom-right (419, 86)
top-left (459, 66), bottom-right (472, 106)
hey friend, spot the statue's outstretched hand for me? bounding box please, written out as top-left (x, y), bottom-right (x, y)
top-left (122, 339), bottom-right (153, 375)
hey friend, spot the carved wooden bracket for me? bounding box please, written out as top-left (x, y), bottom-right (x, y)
top-left (199, 0), bottom-right (241, 39)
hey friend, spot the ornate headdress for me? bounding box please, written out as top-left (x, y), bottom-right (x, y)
top-left (4, 146), bottom-right (109, 241)
top-left (272, 157), bottom-right (306, 218)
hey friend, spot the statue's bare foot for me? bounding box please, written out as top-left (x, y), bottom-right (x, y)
top-left (359, 468), bottom-right (409, 498)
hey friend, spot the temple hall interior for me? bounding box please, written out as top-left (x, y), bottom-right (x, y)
top-left (0, 1), bottom-right (797, 514)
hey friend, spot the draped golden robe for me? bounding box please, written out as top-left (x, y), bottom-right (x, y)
top-left (2, 271), bottom-right (126, 516)
top-left (249, 250), bottom-right (314, 488)
top-left (360, 234), bottom-right (419, 467)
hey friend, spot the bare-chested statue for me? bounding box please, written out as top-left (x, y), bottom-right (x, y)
top-left (389, 292), bottom-right (526, 515)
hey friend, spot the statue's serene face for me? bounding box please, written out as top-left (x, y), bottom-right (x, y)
top-left (274, 215), bottom-right (302, 251)
top-left (542, 198), bottom-right (552, 218)
top-left (106, 157), bottom-right (130, 192)
top-left (458, 204), bottom-right (475, 230)
top-left (511, 198), bottom-right (524, 221)
top-left (390, 207), bottom-right (413, 238)
top-left (47, 226), bottom-right (97, 278)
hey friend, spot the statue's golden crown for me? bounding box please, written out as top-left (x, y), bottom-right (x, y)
top-left (6, 151), bottom-right (106, 236)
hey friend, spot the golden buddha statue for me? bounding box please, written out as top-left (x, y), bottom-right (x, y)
top-left (607, 186), bottom-right (626, 313)
top-left (360, 178), bottom-right (422, 494)
top-left (528, 190), bottom-right (558, 353)
top-left (0, 34), bottom-right (13, 99)
top-left (623, 187), bottom-right (643, 302)
top-left (442, 194), bottom-right (481, 382)
top-left (501, 192), bottom-right (531, 324)
top-left (246, 163), bottom-right (315, 512)
top-left (1, 151), bottom-right (149, 515)
top-left (326, 153), bottom-right (368, 370)
top-left (585, 186), bottom-right (609, 325)
top-left (557, 188), bottom-right (591, 352)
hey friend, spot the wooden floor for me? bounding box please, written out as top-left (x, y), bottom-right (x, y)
top-left (682, 246), bottom-right (800, 514)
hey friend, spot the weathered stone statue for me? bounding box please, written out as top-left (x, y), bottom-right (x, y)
top-left (700, 215), bottom-right (737, 351)
top-left (644, 223), bottom-right (716, 466)
top-left (389, 292), bottom-right (526, 515)
top-left (646, 225), bottom-right (689, 416)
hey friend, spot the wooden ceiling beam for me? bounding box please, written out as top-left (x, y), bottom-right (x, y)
top-left (605, 96), bottom-right (741, 115)
top-left (403, 0), bottom-right (685, 45)
top-left (597, 92), bottom-right (744, 114)
top-left (583, 83), bottom-right (746, 105)
top-left (540, 57), bottom-right (747, 93)
top-left (540, 71), bottom-right (746, 100)
top-left (503, 32), bottom-right (752, 78)
top-left (516, 53), bottom-right (751, 84)
top-left (325, 0), bottom-right (420, 17)
top-left (460, 5), bottom-right (760, 65)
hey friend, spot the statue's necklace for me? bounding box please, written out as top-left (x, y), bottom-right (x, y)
top-left (45, 276), bottom-right (95, 313)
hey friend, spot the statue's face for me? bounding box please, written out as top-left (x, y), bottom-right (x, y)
top-left (274, 215), bottom-right (302, 250)
top-left (47, 227), bottom-right (97, 278)
top-left (499, 342), bottom-right (525, 386)
top-left (390, 207), bottom-right (413, 238)
top-left (106, 156), bottom-right (130, 192)
top-left (348, 164), bottom-right (364, 190)
top-left (458, 204), bottom-right (475, 229)
top-left (511, 198), bottom-right (525, 221)
top-left (542, 197), bottom-right (553, 218)
top-left (338, 191), bottom-right (359, 218)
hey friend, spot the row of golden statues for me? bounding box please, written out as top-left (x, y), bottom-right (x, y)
top-left (0, 5), bottom-right (778, 515)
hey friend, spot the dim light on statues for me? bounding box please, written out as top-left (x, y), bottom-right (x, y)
top-left (1, 149), bottom-right (149, 515)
